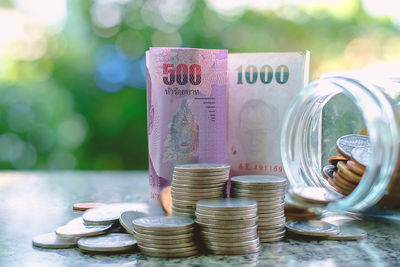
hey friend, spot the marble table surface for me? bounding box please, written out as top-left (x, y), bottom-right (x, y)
top-left (1, 171), bottom-right (400, 267)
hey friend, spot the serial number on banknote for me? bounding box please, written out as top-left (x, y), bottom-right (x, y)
top-left (238, 163), bottom-right (284, 174)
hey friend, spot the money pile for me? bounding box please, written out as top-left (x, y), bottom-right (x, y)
top-left (32, 202), bottom-right (150, 252)
top-left (171, 164), bottom-right (230, 218)
top-left (322, 134), bottom-right (370, 196)
top-left (132, 216), bottom-right (199, 257)
top-left (195, 198), bottom-right (260, 255)
top-left (230, 175), bottom-right (287, 242)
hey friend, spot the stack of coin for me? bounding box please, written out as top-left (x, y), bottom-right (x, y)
top-left (171, 164), bottom-right (230, 218)
top-left (132, 216), bottom-right (199, 257)
top-left (230, 175), bottom-right (287, 242)
top-left (195, 198), bottom-right (260, 255)
top-left (322, 134), bottom-right (370, 196)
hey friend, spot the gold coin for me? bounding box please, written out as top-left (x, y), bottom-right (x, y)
top-left (346, 160), bottom-right (364, 176)
top-left (328, 156), bottom-right (347, 166)
top-left (328, 178), bottom-right (351, 196)
top-left (333, 172), bottom-right (357, 190)
top-left (337, 161), bottom-right (362, 184)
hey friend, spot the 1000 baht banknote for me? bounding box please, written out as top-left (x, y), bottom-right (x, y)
top-left (146, 47), bottom-right (228, 203)
top-left (227, 52), bottom-right (310, 177)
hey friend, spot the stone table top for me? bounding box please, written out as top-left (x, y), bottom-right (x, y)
top-left (1, 171), bottom-right (399, 266)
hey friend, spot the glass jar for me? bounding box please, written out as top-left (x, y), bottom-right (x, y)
top-left (281, 69), bottom-right (400, 212)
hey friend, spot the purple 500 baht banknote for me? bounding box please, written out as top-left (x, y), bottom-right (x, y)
top-left (146, 47), bottom-right (228, 203)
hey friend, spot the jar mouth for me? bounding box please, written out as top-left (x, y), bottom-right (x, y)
top-left (281, 76), bottom-right (399, 211)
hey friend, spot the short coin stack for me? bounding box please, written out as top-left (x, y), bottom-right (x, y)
top-left (230, 175), bottom-right (287, 242)
top-left (195, 198), bottom-right (260, 255)
top-left (171, 164), bottom-right (230, 218)
top-left (322, 134), bottom-right (370, 196)
top-left (132, 216), bottom-right (199, 257)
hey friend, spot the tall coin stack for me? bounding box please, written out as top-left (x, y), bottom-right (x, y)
top-left (132, 216), bottom-right (199, 257)
top-left (195, 198), bottom-right (260, 255)
top-left (231, 175), bottom-right (287, 242)
top-left (171, 164), bottom-right (230, 218)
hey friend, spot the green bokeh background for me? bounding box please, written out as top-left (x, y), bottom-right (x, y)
top-left (0, 0), bottom-right (398, 169)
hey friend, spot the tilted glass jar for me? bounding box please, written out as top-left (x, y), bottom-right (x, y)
top-left (281, 69), bottom-right (400, 212)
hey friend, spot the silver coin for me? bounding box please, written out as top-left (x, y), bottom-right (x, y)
top-left (285, 193), bottom-right (326, 209)
top-left (134, 226), bottom-right (194, 236)
top-left (196, 198), bottom-right (258, 211)
top-left (199, 230), bottom-right (257, 239)
top-left (258, 225), bottom-right (286, 231)
top-left (196, 216), bottom-right (258, 225)
top-left (230, 190), bottom-right (286, 197)
top-left (78, 233), bottom-right (137, 252)
top-left (173, 179), bottom-right (228, 185)
top-left (172, 203), bottom-right (197, 209)
top-left (258, 216), bottom-right (286, 226)
top-left (200, 233), bottom-right (258, 243)
top-left (173, 170), bottom-right (229, 176)
top-left (133, 230), bottom-right (194, 240)
top-left (286, 220), bottom-right (340, 236)
top-left (171, 186), bottom-right (226, 193)
top-left (172, 182), bottom-right (227, 189)
top-left (174, 163), bottom-right (230, 172)
top-left (172, 175), bottom-right (229, 182)
top-left (257, 227), bottom-right (286, 234)
top-left (119, 211), bottom-right (148, 235)
top-left (171, 211), bottom-right (194, 218)
top-left (231, 175), bottom-right (286, 185)
top-left (326, 224), bottom-right (367, 240)
top-left (56, 220), bottom-right (112, 238)
top-left (138, 244), bottom-right (199, 253)
top-left (195, 212), bottom-right (257, 220)
top-left (203, 238), bottom-right (259, 248)
top-left (258, 211), bottom-right (285, 219)
top-left (172, 206), bottom-right (196, 213)
top-left (132, 216), bottom-right (194, 231)
top-left (83, 203), bottom-right (150, 225)
top-left (136, 235), bottom-right (195, 245)
top-left (258, 229), bottom-right (286, 238)
top-left (196, 207), bottom-right (257, 216)
top-left (172, 191), bottom-right (225, 199)
top-left (259, 235), bottom-right (285, 242)
top-left (336, 134), bottom-right (370, 158)
top-left (231, 194), bottom-right (284, 202)
top-left (199, 224), bottom-right (258, 234)
top-left (195, 217), bottom-right (258, 229)
top-left (232, 183), bottom-right (287, 190)
top-left (291, 186), bottom-right (343, 204)
top-left (32, 232), bottom-right (79, 249)
top-left (206, 244), bottom-right (260, 255)
top-left (172, 199), bottom-right (198, 206)
top-left (140, 249), bottom-right (199, 258)
top-left (351, 146), bottom-right (371, 167)
top-left (136, 239), bottom-right (197, 248)
top-left (322, 165), bottom-right (336, 179)
top-left (253, 200), bottom-right (285, 207)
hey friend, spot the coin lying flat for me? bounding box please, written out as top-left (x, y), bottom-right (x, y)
top-left (160, 186), bottom-right (172, 216)
top-left (83, 203), bottom-right (150, 225)
top-left (206, 244), bottom-right (260, 255)
top-left (196, 198), bottom-right (258, 211)
top-left (336, 134), bottom-right (370, 159)
top-left (285, 220), bottom-right (340, 236)
top-left (32, 232), bottom-right (79, 249)
top-left (73, 202), bottom-right (104, 211)
top-left (136, 239), bottom-right (197, 248)
top-left (174, 163), bottom-right (230, 172)
top-left (333, 172), bottom-right (357, 190)
top-left (139, 249), bottom-right (199, 258)
top-left (78, 233), bottom-right (137, 252)
top-left (291, 186), bottom-right (343, 204)
top-left (322, 165), bottom-right (336, 180)
top-left (172, 182), bottom-right (227, 189)
top-left (195, 211), bottom-right (257, 220)
top-left (351, 146), bottom-right (370, 168)
top-left (196, 216), bottom-right (258, 226)
top-left (119, 211), bottom-right (148, 235)
top-left (200, 224), bottom-right (258, 234)
top-left (328, 178), bottom-right (351, 196)
top-left (326, 224), bottom-right (367, 241)
top-left (231, 175), bottom-right (286, 186)
top-left (56, 219), bottom-right (112, 238)
top-left (132, 216), bottom-right (194, 231)
top-left (134, 226), bottom-right (194, 236)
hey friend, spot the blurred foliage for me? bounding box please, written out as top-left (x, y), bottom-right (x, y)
top-left (0, 0), bottom-right (399, 169)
